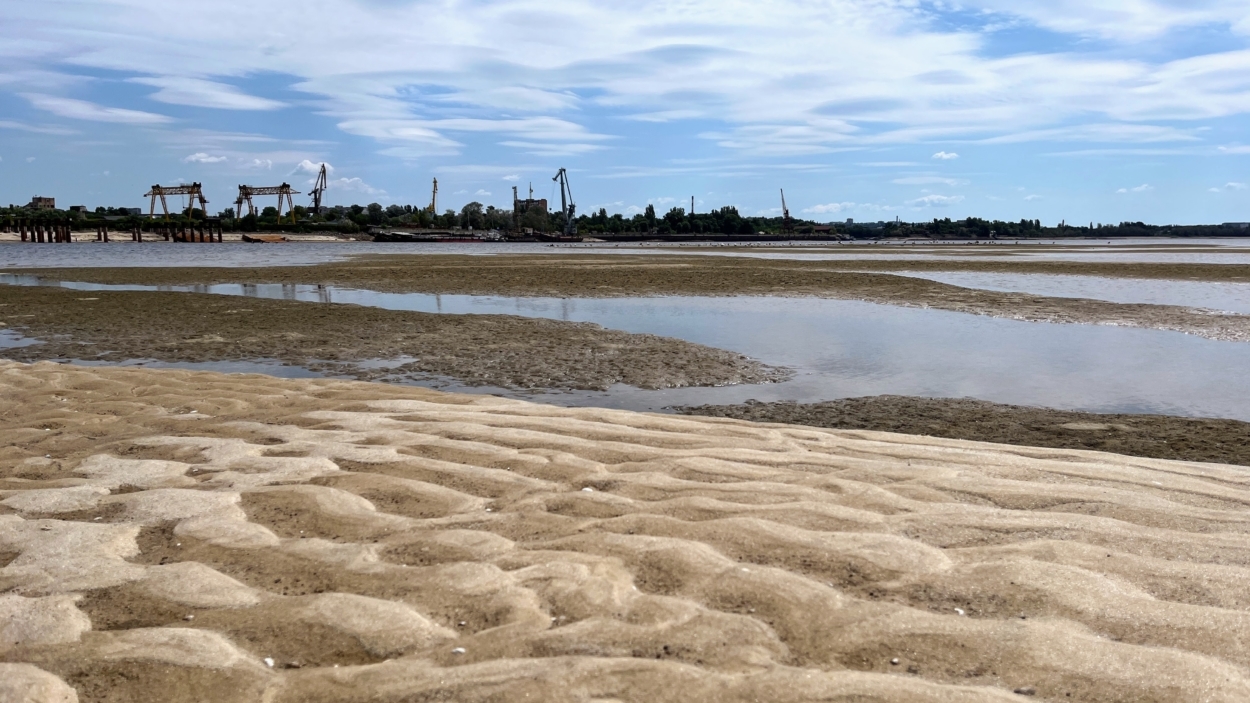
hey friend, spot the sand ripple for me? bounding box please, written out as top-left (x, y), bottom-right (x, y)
top-left (2, 361), bottom-right (1250, 701)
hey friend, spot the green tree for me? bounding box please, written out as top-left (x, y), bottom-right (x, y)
top-left (460, 202), bottom-right (485, 229)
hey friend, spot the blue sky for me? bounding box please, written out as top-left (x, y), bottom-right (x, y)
top-left (2, 0), bottom-right (1250, 224)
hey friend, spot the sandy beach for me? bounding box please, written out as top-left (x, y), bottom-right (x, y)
top-left (4, 361), bottom-right (1250, 702)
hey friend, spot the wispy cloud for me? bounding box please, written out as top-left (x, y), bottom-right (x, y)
top-left (1116, 183), bottom-right (1154, 193)
top-left (909, 194), bottom-right (965, 207)
top-left (0, 119), bottom-right (77, 135)
top-left (893, 176), bottom-right (968, 186)
top-left (21, 94), bottom-right (171, 124)
top-left (932, 151), bottom-right (959, 160)
top-left (1210, 182), bottom-right (1248, 193)
top-left (182, 152), bottom-right (227, 163)
top-left (803, 202), bottom-right (856, 214)
top-left (130, 77), bottom-right (286, 111)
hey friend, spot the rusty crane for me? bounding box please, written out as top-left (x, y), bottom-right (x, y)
top-left (308, 163), bottom-right (328, 215)
top-left (780, 188), bottom-right (794, 234)
top-left (145, 183), bottom-right (208, 220)
top-left (553, 168), bottom-right (577, 237)
top-left (236, 183), bottom-right (300, 224)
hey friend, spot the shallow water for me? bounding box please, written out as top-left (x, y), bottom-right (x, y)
top-left (4, 274), bottom-right (1250, 420)
top-left (4, 237), bottom-right (1250, 268)
top-left (884, 271), bottom-right (1250, 314)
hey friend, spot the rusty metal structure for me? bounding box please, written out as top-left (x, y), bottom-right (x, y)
top-left (145, 183), bottom-right (208, 221)
top-left (553, 168), bottom-right (577, 237)
top-left (428, 178), bottom-right (438, 215)
top-left (308, 164), bottom-right (328, 215)
top-left (780, 189), bottom-right (794, 234)
top-left (236, 183), bottom-right (300, 224)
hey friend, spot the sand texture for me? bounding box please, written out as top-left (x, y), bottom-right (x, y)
top-left (3, 361), bottom-right (1250, 701)
top-left (13, 254), bottom-right (1250, 341)
top-left (0, 285), bottom-right (785, 391)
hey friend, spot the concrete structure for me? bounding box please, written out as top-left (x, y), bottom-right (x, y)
top-left (27, 196), bottom-right (55, 210)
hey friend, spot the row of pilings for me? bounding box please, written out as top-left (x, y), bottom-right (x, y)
top-left (2, 219), bottom-right (224, 243)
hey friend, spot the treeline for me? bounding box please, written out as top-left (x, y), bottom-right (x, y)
top-left (4, 203), bottom-right (1247, 239)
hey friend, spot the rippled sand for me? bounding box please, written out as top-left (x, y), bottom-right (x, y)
top-left (4, 361), bottom-right (1250, 702)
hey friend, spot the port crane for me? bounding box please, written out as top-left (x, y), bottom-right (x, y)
top-left (236, 183), bottom-right (300, 224)
top-left (308, 164), bottom-right (328, 215)
top-left (428, 178), bottom-right (438, 214)
top-left (145, 183), bottom-right (208, 220)
top-left (553, 168), bottom-right (577, 237)
top-left (780, 189), bottom-right (794, 234)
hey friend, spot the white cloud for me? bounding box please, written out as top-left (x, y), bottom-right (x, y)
top-left (9, 0), bottom-right (1250, 176)
top-left (330, 177), bottom-right (384, 196)
top-left (932, 151), bottom-right (959, 160)
top-left (129, 77), bottom-right (286, 111)
top-left (25, 157), bottom-right (35, 163)
top-left (1210, 182), bottom-right (1248, 192)
top-left (182, 152), bottom-right (227, 163)
top-left (21, 93), bottom-right (171, 124)
top-left (803, 202), bottom-right (856, 214)
top-left (909, 194), bottom-right (965, 207)
top-left (1024, 194), bottom-right (1042, 201)
top-left (1116, 183), bottom-right (1154, 193)
top-left (292, 159), bottom-right (332, 176)
top-left (474, 189), bottom-right (491, 196)
top-left (243, 158), bottom-right (273, 169)
top-left (502, 174), bottom-right (520, 181)
top-left (969, 1), bottom-right (1249, 41)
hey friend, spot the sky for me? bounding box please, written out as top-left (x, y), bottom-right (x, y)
top-left (2, 0), bottom-right (1250, 225)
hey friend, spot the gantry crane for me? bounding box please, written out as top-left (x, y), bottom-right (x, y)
top-left (308, 164), bottom-right (328, 215)
top-left (145, 183), bottom-right (208, 220)
top-left (780, 189), bottom-right (794, 234)
top-left (236, 183), bottom-right (300, 224)
top-left (553, 168), bottom-right (576, 237)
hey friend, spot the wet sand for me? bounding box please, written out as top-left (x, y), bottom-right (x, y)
top-left (12, 254), bottom-right (1250, 341)
top-left (0, 286), bottom-right (784, 391)
top-left (681, 396), bottom-right (1250, 467)
top-left (5, 362), bottom-right (1250, 702)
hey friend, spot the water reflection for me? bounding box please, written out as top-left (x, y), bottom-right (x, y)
top-left (4, 274), bottom-right (1250, 420)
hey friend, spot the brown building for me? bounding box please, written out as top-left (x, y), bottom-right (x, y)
top-left (27, 196), bottom-right (55, 210)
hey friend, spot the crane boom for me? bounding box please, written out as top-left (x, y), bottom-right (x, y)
top-left (308, 164), bottom-right (328, 214)
top-left (236, 183), bottom-right (300, 224)
top-left (552, 168), bottom-right (577, 236)
top-left (145, 183), bottom-right (208, 220)
top-left (780, 188), bottom-right (794, 234)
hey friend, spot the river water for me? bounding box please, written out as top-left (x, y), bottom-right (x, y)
top-left (3, 274), bottom-right (1250, 421)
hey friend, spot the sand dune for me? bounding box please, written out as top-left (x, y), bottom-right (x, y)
top-left (3, 361), bottom-right (1250, 702)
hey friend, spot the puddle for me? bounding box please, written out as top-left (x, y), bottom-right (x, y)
top-left (4, 275), bottom-right (1250, 421)
top-left (0, 329), bottom-right (41, 349)
top-left (883, 271), bottom-right (1250, 314)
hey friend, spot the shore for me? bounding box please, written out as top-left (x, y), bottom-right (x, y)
top-left (11, 254), bottom-right (1250, 342)
top-left (5, 362), bottom-right (1250, 702)
top-left (681, 396), bottom-right (1250, 467)
top-left (0, 285), bottom-right (783, 391)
